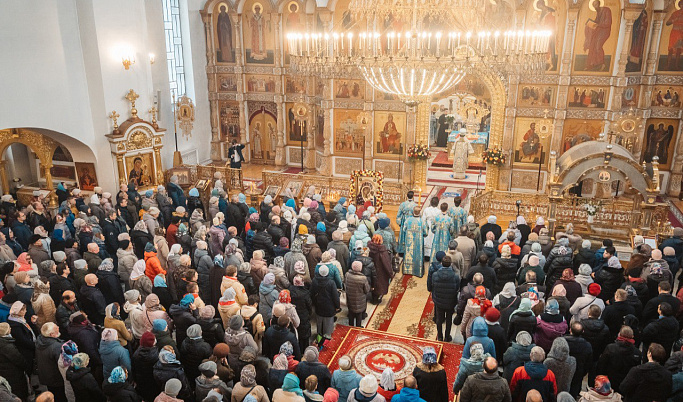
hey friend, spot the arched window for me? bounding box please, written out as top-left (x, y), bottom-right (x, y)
top-left (162, 0), bottom-right (186, 97)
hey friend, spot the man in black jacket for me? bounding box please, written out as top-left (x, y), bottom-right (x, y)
top-left (49, 263), bottom-right (77, 307)
top-left (581, 304), bottom-right (611, 384)
top-left (35, 323), bottom-right (67, 402)
top-left (564, 322), bottom-right (593, 398)
top-left (310, 265), bottom-right (339, 338)
top-left (55, 291), bottom-right (80, 341)
top-left (252, 222), bottom-right (274, 264)
top-left (101, 210), bottom-right (121, 260)
top-left (596, 326), bottom-right (641, 393)
top-left (262, 315), bottom-right (301, 361)
top-left (465, 254), bottom-right (497, 292)
top-left (621, 343), bottom-right (672, 401)
top-left (226, 195), bottom-right (246, 236)
top-left (642, 301), bottom-right (679, 357)
top-left (267, 216), bottom-right (286, 247)
top-left (601, 288), bottom-right (635, 339)
top-left (428, 255), bottom-right (460, 342)
top-left (79, 274), bottom-right (106, 326)
top-left (642, 281), bottom-right (680, 325)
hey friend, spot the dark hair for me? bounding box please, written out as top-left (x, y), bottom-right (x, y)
top-left (507, 231), bottom-right (516, 241)
top-left (588, 304), bottom-right (602, 318)
top-left (134, 157), bottom-right (142, 164)
top-left (478, 254), bottom-right (489, 264)
top-left (72, 313), bottom-right (87, 325)
top-left (440, 203), bottom-right (448, 212)
top-left (56, 262), bottom-right (68, 276)
top-left (659, 281), bottom-right (672, 293)
top-left (603, 239), bottom-right (613, 247)
top-left (605, 246), bottom-right (616, 256)
top-left (184, 269), bottom-right (197, 281)
top-left (659, 302), bottom-right (673, 317)
top-left (453, 196), bottom-right (462, 207)
top-left (430, 197), bottom-right (439, 207)
top-left (628, 265), bottom-right (643, 278)
top-left (442, 255), bottom-right (452, 266)
top-left (407, 191), bottom-right (414, 199)
top-left (65, 238), bottom-right (77, 248)
top-left (248, 294), bottom-right (259, 306)
top-left (171, 216), bottom-right (182, 225)
top-left (570, 322), bottom-right (583, 336)
top-left (649, 343), bottom-right (667, 364)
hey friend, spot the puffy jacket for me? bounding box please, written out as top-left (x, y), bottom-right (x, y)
top-left (331, 369), bottom-right (362, 401)
top-left (295, 360), bottom-right (332, 394)
top-left (80, 284), bottom-right (107, 326)
top-left (208, 225), bottom-right (225, 257)
top-left (224, 328), bottom-right (258, 358)
top-left (252, 231), bottom-right (274, 263)
top-left (462, 317), bottom-right (496, 359)
top-left (534, 314), bottom-right (567, 352)
top-left (345, 270), bottom-right (370, 314)
top-left (194, 248), bottom-right (213, 301)
top-left (594, 266), bottom-right (624, 302)
top-left (179, 337), bottom-right (212, 383)
top-left (642, 315), bottom-right (680, 355)
top-left (510, 361), bottom-right (557, 402)
top-left (354, 255), bottom-right (376, 290)
top-left (453, 353), bottom-right (486, 393)
top-left (0, 336), bottom-right (29, 400)
top-left (429, 265), bottom-right (460, 310)
top-left (258, 283), bottom-right (279, 324)
top-left (503, 342), bottom-right (534, 382)
top-left (544, 245), bottom-right (573, 288)
top-left (131, 346), bottom-right (160, 401)
top-left (99, 339), bottom-right (131, 380)
top-left (573, 248), bottom-right (596, 271)
top-left (492, 257), bottom-right (518, 295)
top-left (117, 249), bottom-right (137, 284)
top-left (66, 366), bottom-right (106, 402)
top-left (392, 387), bottom-right (427, 402)
top-left (220, 276), bottom-right (248, 306)
top-left (35, 335), bottom-right (64, 388)
top-left (620, 362), bottom-right (673, 402)
top-left (153, 361), bottom-right (192, 401)
top-left (596, 340), bottom-right (641, 392)
top-left (263, 324), bottom-right (300, 361)
top-left (144, 251), bottom-right (166, 282)
top-left (311, 275), bottom-right (340, 317)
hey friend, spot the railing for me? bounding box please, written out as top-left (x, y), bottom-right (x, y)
top-left (470, 190), bottom-right (550, 221)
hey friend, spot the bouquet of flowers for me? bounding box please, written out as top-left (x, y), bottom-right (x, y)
top-left (444, 114), bottom-right (456, 125)
top-left (407, 144), bottom-right (432, 160)
top-left (582, 199), bottom-right (601, 216)
top-left (482, 147), bottom-right (506, 166)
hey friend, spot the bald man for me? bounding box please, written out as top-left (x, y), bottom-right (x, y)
top-left (55, 290), bottom-right (80, 337)
top-left (36, 391), bottom-right (55, 402)
top-left (79, 274), bottom-right (106, 325)
top-left (392, 375), bottom-right (426, 402)
top-left (459, 357), bottom-right (511, 402)
top-left (84, 243), bottom-right (102, 273)
top-left (525, 390), bottom-right (542, 402)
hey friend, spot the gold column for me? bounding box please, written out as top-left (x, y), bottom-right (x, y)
top-left (414, 103), bottom-right (430, 189)
top-left (0, 161), bottom-right (8, 196)
top-left (153, 147), bottom-right (164, 186)
top-left (116, 155), bottom-right (126, 185)
top-left (41, 163), bottom-right (58, 208)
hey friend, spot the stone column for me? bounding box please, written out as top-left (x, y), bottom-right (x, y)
top-left (305, 107), bottom-right (316, 171)
top-left (320, 101), bottom-right (333, 176)
top-left (275, 95), bottom-right (286, 167)
top-left (613, 9), bottom-right (640, 112)
top-left (645, 11), bottom-right (666, 76)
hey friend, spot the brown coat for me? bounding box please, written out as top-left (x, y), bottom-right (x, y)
top-left (368, 241), bottom-right (393, 297)
top-left (302, 243), bottom-right (322, 275)
top-left (345, 270), bottom-right (370, 314)
top-left (32, 292), bottom-right (56, 329)
top-left (154, 235), bottom-right (170, 270)
top-left (104, 317), bottom-right (133, 347)
top-left (220, 276), bottom-right (248, 306)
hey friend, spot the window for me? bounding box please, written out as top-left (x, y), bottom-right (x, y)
top-left (162, 0), bottom-right (186, 97)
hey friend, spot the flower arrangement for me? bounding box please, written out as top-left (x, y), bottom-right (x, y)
top-left (482, 147), bottom-right (506, 166)
top-left (444, 114), bottom-right (456, 125)
top-left (407, 144), bottom-right (432, 160)
top-left (582, 199), bottom-right (601, 217)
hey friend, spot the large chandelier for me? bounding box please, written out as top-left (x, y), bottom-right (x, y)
top-left (286, 0), bottom-right (552, 105)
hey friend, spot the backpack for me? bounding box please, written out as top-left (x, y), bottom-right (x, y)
top-left (242, 309), bottom-right (260, 336)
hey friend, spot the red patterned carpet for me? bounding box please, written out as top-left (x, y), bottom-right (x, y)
top-left (319, 325), bottom-right (463, 401)
top-left (432, 150), bottom-right (484, 169)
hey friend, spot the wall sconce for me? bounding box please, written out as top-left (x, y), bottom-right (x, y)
top-left (122, 51), bottom-right (135, 70)
top-left (149, 53), bottom-right (156, 64)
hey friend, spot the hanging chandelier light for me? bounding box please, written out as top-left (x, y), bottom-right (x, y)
top-left (286, 0), bottom-right (552, 105)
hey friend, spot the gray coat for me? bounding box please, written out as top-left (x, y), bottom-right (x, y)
top-left (327, 240), bottom-right (350, 274)
top-left (117, 248), bottom-right (137, 283)
top-left (345, 270), bottom-right (370, 314)
top-left (543, 338), bottom-right (576, 393)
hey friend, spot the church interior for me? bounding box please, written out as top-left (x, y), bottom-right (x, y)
top-left (3, 0), bottom-right (683, 400)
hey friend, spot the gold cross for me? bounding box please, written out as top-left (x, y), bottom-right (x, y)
top-left (125, 89), bottom-right (140, 118)
top-left (109, 110), bottom-right (120, 129)
top-left (149, 106), bottom-right (158, 125)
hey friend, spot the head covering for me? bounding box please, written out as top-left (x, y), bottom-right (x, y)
top-left (187, 324), bottom-right (202, 339)
top-left (279, 289), bottom-right (291, 304)
top-left (501, 245), bottom-right (512, 258)
top-left (359, 374), bottom-right (379, 396)
top-left (487, 215), bottom-right (497, 224)
top-left (9, 301), bottom-right (24, 316)
top-left (164, 378), bottom-right (182, 397)
top-left (153, 319), bottom-right (167, 332)
top-left (499, 282), bottom-right (516, 298)
top-left (318, 265), bottom-right (329, 277)
top-left (323, 388), bottom-right (340, 402)
top-left (280, 341), bottom-right (294, 356)
top-left (108, 366), bottom-right (126, 384)
top-left (71, 352), bottom-right (90, 370)
top-left (240, 364), bottom-right (257, 386)
top-left (294, 261), bottom-right (306, 276)
top-left (274, 256), bottom-right (285, 270)
top-left (263, 272), bottom-right (276, 285)
top-left (273, 353), bottom-right (288, 370)
top-left (283, 373), bottom-right (304, 396)
top-left (588, 283), bottom-right (602, 296)
top-left (593, 375), bottom-right (612, 396)
top-left (338, 355), bottom-right (352, 370)
top-left (536, 217), bottom-right (545, 226)
top-left (608, 256), bottom-right (621, 269)
top-left (306, 235), bottom-right (316, 245)
top-left (578, 264), bottom-right (592, 276)
top-left (485, 307), bottom-right (501, 323)
top-left (153, 275), bottom-right (167, 288)
top-left (528, 255), bottom-right (540, 267)
top-left (229, 315), bottom-right (244, 331)
top-left (125, 289), bottom-right (140, 303)
top-left (422, 346), bottom-right (437, 364)
top-left (180, 294), bottom-right (195, 307)
top-left (546, 299), bottom-right (560, 315)
top-left (101, 328), bottom-right (118, 342)
top-left (380, 368), bottom-right (395, 391)
top-left (0, 322), bottom-right (10, 337)
top-left (516, 330), bottom-right (533, 346)
top-left (469, 343), bottom-right (485, 361)
top-left (351, 261), bottom-right (363, 272)
top-left (199, 360), bottom-right (217, 378)
top-left (189, 188), bottom-right (199, 197)
top-left (140, 331), bottom-right (156, 348)
top-left (552, 284), bottom-right (567, 297)
top-left (59, 341), bottom-right (78, 368)
top-left (510, 298), bottom-right (534, 320)
top-left (304, 346), bottom-right (319, 362)
top-left (199, 305), bottom-right (215, 320)
top-left (159, 349), bottom-right (181, 364)
top-left (105, 303), bottom-right (121, 320)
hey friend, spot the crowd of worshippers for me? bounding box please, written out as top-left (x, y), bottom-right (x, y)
top-left (0, 177), bottom-right (416, 402)
top-left (393, 190), bottom-right (683, 401)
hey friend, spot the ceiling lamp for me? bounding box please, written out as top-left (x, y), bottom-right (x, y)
top-left (286, 0), bottom-right (552, 105)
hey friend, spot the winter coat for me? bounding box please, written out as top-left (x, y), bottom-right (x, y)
top-left (462, 318), bottom-right (497, 359)
top-left (302, 243), bottom-right (323, 273)
top-left (209, 225), bottom-right (226, 257)
top-left (392, 387), bottom-right (426, 402)
top-left (117, 249), bottom-right (137, 284)
top-left (543, 339), bottom-right (576, 393)
top-left (224, 327), bottom-right (258, 358)
top-left (252, 231), bottom-right (275, 263)
top-left (290, 286), bottom-right (312, 339)
top-left (310, 275), bottom-right (339, 317)
top-left (32, 292), bottom-right (56, 329)
top-left (68, 323), bottom-right (101, 366)
top-left (179, 337), bottom-right (213, 383)
top-left (600, 301), bottom-right (635, 339)
top-left (327, 240), bottom-right (350, 274)
top-left (534, 314), bottom-right (567, 352)
top-left (315, 262), bottom-right (344, 290)
top-left (66, 366), bottom-right (107, 402)
top-left (642, 315), bottom-right (679, 355)
top-left (581, 318), bottom-right (611, 362)
top-left (232, 383), bottom-right (269, 402)
top-left (621, 362), bottom-right (673, 402)
top-left (153, 361), bottom-right (192, 401)
top-left (492, 257), bottom-right (518, 295)
top-left (453, 354), bottom-right (486, 393)
top-left (544, 245), bottom-right (574, 288)
top-left (503, 342), bottom-right (534, 383)
top-left (345, 270), bottom-right (371, 314)
top-left (97, 269), bottom-right (126, 306)
top-left (510, 361), bottom-right (557, 402)
top-left (263, 323), bottom-right (300, 361)
top-left (194, 248), bottom-right (213, 301)
top-left (268, 264), bottom-right (290, 292)
top-left (132, 346), bottom-right (161, 401)
top-left (428, 265), bottom-right (460, 310)
top-left (258, 283), bottom-right (279, 324)
top-left (0, 336), bottom-right (29, 400)
top-left (168, 303), bottom-right (198, 346)
top-left (367, 241), bottom-right (392, 297)
top-left (195, 375), bottom-right (231, 402)
top-left (80, 284), bottom-right (107, 325)
top-left (295, 360), bottom-right (332, 394)
top-left (570, 295), bottom-right (605, 324)
top-left (131, 230), bottom-right (153, 259)
top-left (130, 275), bottom-right (153, 302)
top-left (412, 363), bottom-right (449, 402)
top-left (100, 339), bottom-right (131, 380)
top-left (331, 369), bottom-right (362, 401)
top-left (220, 276), bottom-right (249, 306)
top-left (144, 250), bottom-right (166, 282)
top-left (508, 311), bottom-right (537, 342)
top-left (459, 372), bottom-right (511, 402)
top-left (594, 266), bottom-right (624, 302)
top-left (596, 340), bottom-right (641, 393)
top-left (574, 248), bottom-right (596, 271)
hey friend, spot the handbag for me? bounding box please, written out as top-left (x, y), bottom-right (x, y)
top-left (339, 290), bottom-right (347, 308)
top-left (392, 255), bottom-right (402, 274)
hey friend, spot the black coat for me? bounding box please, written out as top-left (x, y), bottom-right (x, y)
top-left (580, 318), bottom-right (611, 362)
top-left (80, 285), bottom-right (107, 326)
top-left (66, 366), bottom-right (107, 402)
top-left (642, 315), bottom-right (679, 355)
top-left (429, 266), bottom-right (460, 310)
top-left (564, 335), bottom-right (593, 397)
top-left (101, 219), bottom-right (120, 256)
top-left (131, 346), bottom-right (160, 401)
top-left (168, 304), bottom-right (198, 347)
top-left (68, 323), bottom-right (102, 366)
top-left (544, 247), bottom-right (574, 289)
top-left (179, 337), bottom-right (213, 383)
top-left (310, 275), bottom-right (339, 317)
top-left (491, 257), bottom-right (517, 295)
top-left (621, 362), bottom-right (673, 402)
top-left (412, 365), bottom-right (450, 402)
top-left (573, 248), bottom-right (596, 271)
top-left (153, 286), bottom-right (173, 311)
top-left (601, 301), bottom-right (636, 340)
top-left (296, 361), bottom-right (332, 394)
top-left (8, 319), bottom-right (37, 374)
top-left (486, 323), bottom-right (507, 363)
top-left (197, 318), bottom-right (225, 348)
top-left (130, 230), bottom-right (153, 260)
top-left (507, 311), bottom-right (537, 342)
top-left (267, 224), bottom-right (286, 248)
top-left (642, 293), bottom-right (681, 325)
top-left (96, 270), bottom-right (125, 306)
top-left (263, 324), bottom-right (301, 361)
top-left (49, 275), bottom-right (77, 307)
top-left (153, 361), bottom-right (192, 400)
top-left (252, 231), bottom-right (275, 263)
top-left (102, 381), bottom-right (142, 402)
top-left (0, 336), bottom-right (28, 400)
top-left (187, 196), bottom-right (204, 217)
top-left (290, 285), bottom-right (313, 330)
top-left (35, 335), bottom-right (65, 388)
top-left (593, 266), bottom-right (625, 302)
top-left (226, 203), bottom-right (246, 236)
top-left (596, 340), bottom-right (641, 393)
top-left (237, 271), bottom-right (257, 297)
top-left (465, 264), bottom-right (497, 292)
top-left (480, 223), bottom-right (502, 244)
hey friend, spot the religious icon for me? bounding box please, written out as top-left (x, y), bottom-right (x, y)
top-left (74, 162), bottom-right (98, 191)
top-left (534, 0), bottom-right (559, 71)
top-left (375, 111), bottom-right (406, 157)
top-left (651, 86), bottom-right (682, 107)
top-left (285, 1), bottom-right (302, 30)
top-left (249, 107), bottom-right (277, 160)
top-left (568, 86), bottom-right (608, 109)
top-left (246, 75), bottom-right (276, 92)
top-left (519, 123), bottom-right (541, 161)
top-left (513, 118), bottom-right (551, 166)
top-left (334, 109), bottom-right (364, 156)
top-left (598, 170), bottom-right (611, 182)
top-left (124, 153), bottom-right (155, 188)
top-left (263, 185), bottom-right (280, 198)
top-left (643, 121), bottom-right (676, 166)
top-left (626, 9), bottom-right (648, 72)
top-left (356, 179), bottom-right (377, 206)
top-left (659, 0), bottom-right (683, 71)
top-left (334, 80), bottom-right (364, 100)
top-left (243, 1), bottom-right (272, 64)
top-left (219, 101), bottom-right (240, 140)
top-left (561, 119), bottom-right (603, 154)
top-left (287, 103), bottom-right (307, 143)
top-left (218, 74), bottom-right (238, 92)
top-left (574, 0), bottom-right (614, 73)
top-left (216, 3), bottom-right (234, 63)
top-left (518, 85), bottom-right (554, 107)
top-left (622, 87), bottom-right (639, 107)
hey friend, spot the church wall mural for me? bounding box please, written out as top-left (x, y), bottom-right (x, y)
top-left (334, 79), bottom-right (365, 100)
top-left (242, 0), bottom-right (275, 65)
top-left (572, 0), bottom-right (620, 74)
top-left (245, 74), bottom-right (276, 92)
top-left (512, 117), bottom-right (552, 167)
top-left (286, 102), bottom-right (308, 146)
top-left (526, 0), bottom-right (565, 72)
top-left (567, 86), bottom-right (609, 109)
top-left (517, 85), bottom-right (555, 108)
top-left (650, 85), bottom-right (682, 108)
top-left (658, 0), bottom-right (683, 73)
top-left (283, 1), bottom-right (304, 65)
top-left (374, 111), bottom-right (406, 158)
top-left (249, 107), bottom-right (278, 161)
top-left (217, 74), bottom-right (238, 92)
top-left (561, 119), bottom-right (604, 155)
top-left (626, 9), bottom-right (649, 73)
top-left (214, 2), bottom-right (236, 64)
top-left (219, 101), bottom-right (241, 141)
top-left (642, 118), bottom-right (679, 170)
top-left (333, 109), bottom-right (364, 156)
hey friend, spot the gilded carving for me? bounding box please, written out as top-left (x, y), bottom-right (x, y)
top-left (126, 128), bottom-right (154, 151)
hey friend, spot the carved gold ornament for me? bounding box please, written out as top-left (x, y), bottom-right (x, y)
top-left (109, 110), bottom-right (121, 135)
top-left (176, 95), bottom-right (195, 139)
top-left (126, 128), bottom-right (154, 150)
top-left (125, 89), bottom-right (140, 118)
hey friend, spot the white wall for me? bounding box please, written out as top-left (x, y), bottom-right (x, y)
top-left (0, 0), bottom-right (214, 189)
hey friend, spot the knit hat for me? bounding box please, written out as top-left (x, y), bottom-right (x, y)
top-left (516, 331), bottom-right (532, 346)
top-left (323, 388), bottom-right (340, 402)
top-left (359, 374), bottom-right (379, 396)
top-left (70, 353), bottom-right (89, 370)
top-left (528, 255), bottom-right (540, 266)
top-left (378, 218), bottom-right (390, 229)
top-left (145, 242), bottom-right (157, 253)
top-left (187, 324), bottom-right (202, 339)
top-left (298, 225), bottom-right (308, 235)
top-left (229, 314), bottom-right (244, 330)
top-left (435, 251), bottom-right (446, 262)
top-left (319, 265), bottom-right (329, 277)
top-left (199, 305), bottom-right (215, 320)
top-left (0, 323), bottom-right (9, 336)
top-left (582, 240), bottom-right (592, 249)
top-left (165, 378), bottom-right (183, 397)
top-left (304, 346), bottom-right (319, 362)
top-left (140, 331), bottom-right (156, 348)
top-left (351, 261), bottom-right (362, 272)
top-left (53, 251), bottom-right (66, 263)
top-left (74, 259), bottom-right (87, 270)
top-left (263, 272), bottom-right (276, 285)
top-left (531, 243), bottom-right (542, 252)
top-left (279, 237), bottom-right (290, 248)
top-left (180, 293), bottom-right (195, 307)
top-left (339, 355), bottom-right (352, 370)
top-left (546, 299), bottom-right (560, 315)
top-left (124, 289), bottom-right (140, 303)
top-left (153, 319), bottom-right (168, 332)
top-left (422, 346), bottom-right (437, 364)
top-left (484, 307), bottom-right (500, 323)
top-left (607, 256), bottom-right (622, 269)
top-left (588, 283), bottom-right (601, 296)
top-left (213, 343), bottom-right (230, 358)
top-left (578, 264), bottom-right (592, 276)
top-left (306, 235), bottom-right (316, 245)
top-left (199, 360), bottom-right (218, 377)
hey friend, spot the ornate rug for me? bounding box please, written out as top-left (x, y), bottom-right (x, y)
top-left (320, 325), bottom-right (462, 401)
top-left (431, 150), bottom-right (484, 169)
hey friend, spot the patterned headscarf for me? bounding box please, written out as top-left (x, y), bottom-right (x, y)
top-left (108, 366), bottom-right (126, 384)
top-left (279, 341), bottom-right (294, 356)
top-left (60, 341), bottom-right (78, 368)
top-left (279, 289), bottom-right (291, 304)
top-left (240, 364), bottom-right (257, 386)
top-left (422, 347), bottom-right (437, 364)
top-left (71, 353), bottom-right (90, 370)
top-left (593, 375), bottom-right (612, 396)
top-left (560, 268), bottom-right (575, 281)
top-left (273, 353), bottom-right (288, 370)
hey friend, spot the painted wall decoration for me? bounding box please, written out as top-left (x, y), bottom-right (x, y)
top-left (285, 76), bottom-right (307, 94)
top-left (283, 1), bottom-right (304, 64)
top-left (242, 0), bottom-right (274, 65)
top-left (249, 108), bottom-right (278, 161)
top-left (622, 86), bottom-right (639, 107)
top-left (573, 0), bottom-right (619, 74)
top-left (333, 0), bottom-right (357, 30)
top-left (512, 117), bottom-right (552, 166)
top-left (286, 102), bottom-right (308, 145)
top-left (334, 79), bottom-right (365, 100)
top-left (626, 9), bottom-right (649, 73)
top-left (124, 154), bottom-right (154, 188)
top-left (561, 119), bottom-right (604, 154)
top-left (517, 85), bottom-right (555, 107)
top-left (526, 0), bottom-right (565, 72)
top-left (333, 109), bottom-right (364, 156)
top-left (214, 2), bottom-right (235, 63)
top-left (650, 86), bottom-right (682, 107)
top-left (75, 162), bottom-right (99, 191)
top-left (567, 86), bottom-right (609, 109)
top-left (315, 108), bottom-right (325, 151)
top-left (245, 74), bottom-right (276, 92)
top-left (374, 111), bottom-right (406, 157)
top-left (642, 119), bottom-right (679, 169)
top-left (658, 0), bottom-right (683, 72)
top-left (217, 74), bottom-right (238, 92)
top-left (219, 101), bottom-right (241, 141)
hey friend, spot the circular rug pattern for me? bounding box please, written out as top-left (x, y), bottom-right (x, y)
top-left (348, 338), bottom-right (423, 380)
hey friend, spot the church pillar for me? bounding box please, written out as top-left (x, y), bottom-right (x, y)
top-left (412, 103), bottom-right (430, 190)
top-left (203, 14), bottom-right (223, 163)
top-left (645, 11), bottom-right (666, 76)
top-left (0, 161), bottom-right (9, 196)
top-left (232, 13), bottom-right (250, 162)
top-left (41, 163), bottom-right (58, 209)
top-left (275, 95), bottom-right (286, 167)
top-left (613, 9), bottom-right (640, 113)
top-left (320, 102), bottom-right (333, 176)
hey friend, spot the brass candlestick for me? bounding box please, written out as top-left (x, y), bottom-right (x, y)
top-left (109, 110), bottom-right (121, 135)
top-left (149, 106), bottom-right (158, 129)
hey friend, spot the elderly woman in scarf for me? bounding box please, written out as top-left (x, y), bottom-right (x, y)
top-left (99, 328), bottom-right (131, 379)
top-left (333, 198), bottom-right (347, 218)
top-left (551, 268), bottom-right (583, 305)
top-left (102, 366), bottom-right (138, 400)
top-left (232, 364), bottom-right (269, 402)
top-left (453, 343), bottom-right (490, 394)
top-left (268, 353), bottom-right (289, 392)
top-left (153, 346), bottom-right (192, 400)
top-left (503, 331), bottom-right (535, 382)
top-left (507, 298), bottom-right (537, 342)
top-left (129, 259), bottom-right (153, 301)
top-left (269, 256), bottom-right (291, 291)
top-left (273, 289), bottom-right (300, 330)
top-left (534, 299), bottom-right (567, 353)
top-left (279, 341), bottom-right (300, 371)
top-left (412, 347), bottom-right (449, 402)
top-left (57, 340), bottom-right (78, 400)
top-left (273, 373), bottom-right (305, 400)
top-left (547, 284), bottom-right (571, 323)
top-left (377, 368), bottom-right (399, 400)
top-left (104, 303), bottom-right (133, 347)
top-left (258, 273), bottom-right (279, 325)
top-left (461, 285), bottom-right (493, 338)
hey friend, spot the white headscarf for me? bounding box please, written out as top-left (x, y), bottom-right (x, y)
top-left (168, 244), bottom-right (182, 257)
top-left (379, 368), bottom-right (395, 391)
top-left (130, 260), bottom-right (146, 280)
